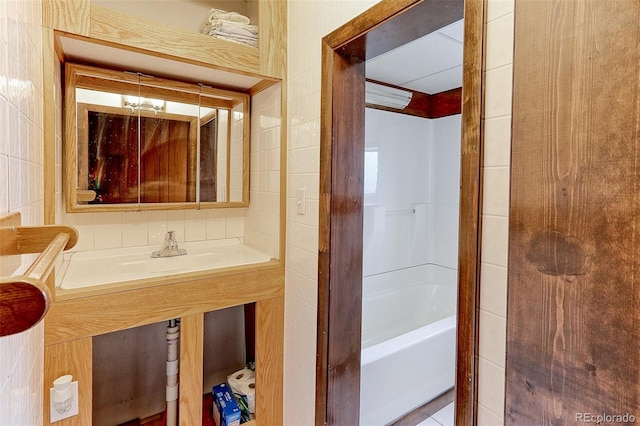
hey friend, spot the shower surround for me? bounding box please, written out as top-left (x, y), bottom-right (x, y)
top-left (360, 108), bottom-right (461, 424)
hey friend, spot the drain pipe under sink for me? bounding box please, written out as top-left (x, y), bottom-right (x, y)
top-left (166, 319), bottom-right (180, 425)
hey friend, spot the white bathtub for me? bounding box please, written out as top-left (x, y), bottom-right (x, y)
top-left (360, 264), bottom-right (457, 426)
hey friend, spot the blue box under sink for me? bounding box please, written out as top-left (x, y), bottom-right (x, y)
top-left (212, 383), bottom-right (241, 426)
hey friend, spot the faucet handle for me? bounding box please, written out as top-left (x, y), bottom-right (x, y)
top-left (152, 230), bottom-right (186, 257)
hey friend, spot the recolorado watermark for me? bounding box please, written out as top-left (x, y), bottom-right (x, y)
top-left (576, 413), bottom-right (636, 423)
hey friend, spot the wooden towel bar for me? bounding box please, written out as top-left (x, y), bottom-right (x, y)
top-left (0, 212), bottom-right (78, 337)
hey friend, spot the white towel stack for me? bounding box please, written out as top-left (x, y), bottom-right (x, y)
top-left (200, 8), bottom-right (258, 48)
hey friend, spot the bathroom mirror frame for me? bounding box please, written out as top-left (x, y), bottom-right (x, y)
top-left (64, 62), bottom-right (250, 213)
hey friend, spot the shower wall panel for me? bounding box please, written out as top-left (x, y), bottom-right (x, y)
top-left (363, 109), bottom-right (460, 278)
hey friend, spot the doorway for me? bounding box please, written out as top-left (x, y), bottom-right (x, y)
top-left (316, 0), bottom-right (485, 424)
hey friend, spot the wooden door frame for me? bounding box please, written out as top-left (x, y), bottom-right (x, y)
top-left (316, 0), bottom-right (485, 425)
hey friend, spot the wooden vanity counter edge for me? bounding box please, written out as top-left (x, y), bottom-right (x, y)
top-left (44, 259), bottom-right (284, 345)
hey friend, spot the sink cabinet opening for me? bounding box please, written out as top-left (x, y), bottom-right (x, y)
top-left (92, 305), bottom-right (250, 425)
top-left (203, 303), bottom-right (256, 425)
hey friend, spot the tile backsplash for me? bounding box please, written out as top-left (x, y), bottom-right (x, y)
top-left (58, 208), bottom-right (248, 253)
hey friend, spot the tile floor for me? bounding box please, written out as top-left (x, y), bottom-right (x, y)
top-left (416, 402), bottom-right (454, 426)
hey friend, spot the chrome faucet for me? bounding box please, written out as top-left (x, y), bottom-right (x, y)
top-left (151, 231), bottom-right (187, 258)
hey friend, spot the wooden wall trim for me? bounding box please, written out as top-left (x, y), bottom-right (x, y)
top-left (323, 0), bottom-right (419, 51)
top-left (255, 296), bottom-right (285, 425)
top-left (317, 0), bottom-right (480, 425)
top-left (316, 40), bottom-right (366, 426)
top-left (315, 42), bottom-right (332, 426)
top-left (366, 78), bottom-right (462, 119)
top-left (43, 28), bottom-right (56, 226)
top-left (428, 87), bottom-right (463, 118)
top-left (259, 0), bottom-right (287, 79)
top-left (455, 0), bottom-right (485, 423)
top-left (329, 0), bottom-right (464, 61)
top-left (42, 0), bottom-right (90, 35)
top-left (179, 313), bottom-right (204, 425)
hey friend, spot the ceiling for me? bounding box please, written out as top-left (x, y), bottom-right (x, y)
top-left (365, 19), bottom-right (464, 95)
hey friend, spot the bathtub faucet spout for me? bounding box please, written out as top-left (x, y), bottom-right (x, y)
top-left (151, 231), bottom-right (187, 258)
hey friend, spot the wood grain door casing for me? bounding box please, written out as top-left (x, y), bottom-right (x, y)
top-left (317, 0), bottom-right (485, 424)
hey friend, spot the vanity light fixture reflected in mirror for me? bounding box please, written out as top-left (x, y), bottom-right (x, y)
top-left (122, 95), bottom-right (166, 114)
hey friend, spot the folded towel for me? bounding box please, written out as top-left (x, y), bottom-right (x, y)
top-left (199, 8), bottom-right (258, 48)
top-left (209, 31), bottom-right (257, 43)
top-left (204, 21), bottom-right (258, 38)
top-left (209, 33), bottom-right (258, 48)
top-left (207, 8), bottom-right (250, 25)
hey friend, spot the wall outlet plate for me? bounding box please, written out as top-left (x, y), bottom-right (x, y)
top-left (50, 381), bottom-right (79, 423)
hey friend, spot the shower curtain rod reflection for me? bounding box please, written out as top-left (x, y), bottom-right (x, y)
top-left (386, 208), bottom-right (416, 215)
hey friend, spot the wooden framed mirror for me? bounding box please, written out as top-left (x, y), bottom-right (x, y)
top-left (65, 63), bottom-right (250, 212)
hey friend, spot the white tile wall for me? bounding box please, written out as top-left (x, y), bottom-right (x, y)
top-left (0, 1), bottom-right (46, 424)
top-left (477, 0), bottom-right (514, 424)
top-left (244, 82), bottom-right (281, 259)
top-left (285, 1), bottom-right (383, 424)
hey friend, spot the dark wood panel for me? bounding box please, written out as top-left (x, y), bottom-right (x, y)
top-left (336, 0), bottom-right (463, 61)
top-left (323, 0), bottom-right (418, 51)
top-left (390, 388), bottom-right (454, 426)
top-left (366, 78), bottom-right (462, 118)
top-left (362, 0), bottom-right (464, 61)
top-left (507, 0), bottom-right (640, 424)
top-left (455, 0), bottom-right (485, 424)
top-left (316, 40), bottom-right (366, 426)
top-left (428, 87), bottom-right (462, 118)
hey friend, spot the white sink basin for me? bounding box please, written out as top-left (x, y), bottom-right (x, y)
top-left (57, 239), bottom-right (271, 289)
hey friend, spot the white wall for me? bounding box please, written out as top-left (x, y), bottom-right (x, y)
top-left (0, 1), bottom-right (46, 424)
top-left (363, 108), bottom-right (431, 275)
top-left (244, 82), bottom-right (281, 259)
top-left (477, 0), bottom-right (514, 424)
top-left (362, 108), bottom-right (460, 277)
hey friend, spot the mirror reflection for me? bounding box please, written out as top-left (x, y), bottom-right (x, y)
top-left (65, 63), bottom-right (249, 212)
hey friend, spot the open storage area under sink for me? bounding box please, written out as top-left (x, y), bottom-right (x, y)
top-left (92, 307), bottom-right (251, 425)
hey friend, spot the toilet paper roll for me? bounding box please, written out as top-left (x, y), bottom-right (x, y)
top-left (228, 368), bottom-right (256, 413)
